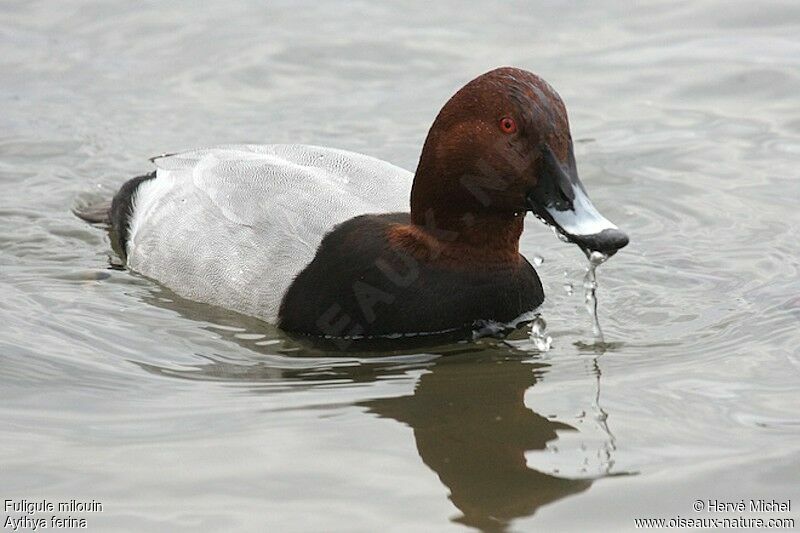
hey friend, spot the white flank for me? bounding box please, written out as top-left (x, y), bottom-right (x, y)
top-left (125, 144), bottom-right (412, 323)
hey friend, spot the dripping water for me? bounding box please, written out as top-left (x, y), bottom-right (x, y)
top-left (583, 250), bottom-right (608, 342)
top-left (529, 314), bottom-right (552, 352)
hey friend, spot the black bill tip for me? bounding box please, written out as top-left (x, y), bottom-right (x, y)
top-left (569, 227), bottom-right (629, 257)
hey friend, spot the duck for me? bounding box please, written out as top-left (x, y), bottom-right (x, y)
top-left (76, 67), bottom-right (628, 340)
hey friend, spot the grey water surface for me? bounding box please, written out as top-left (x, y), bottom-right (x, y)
top-left (1, 1), bottom-right (799, 531)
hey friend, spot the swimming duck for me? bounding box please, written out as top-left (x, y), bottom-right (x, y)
top-left (78, 67), bottom-right (628, 339)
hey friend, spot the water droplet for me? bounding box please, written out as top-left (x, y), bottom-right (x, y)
top-left (529, 314), bottom-right (553, 352)
top-left (551, 226), bottom-right (570, 243)
top-left (532, 255), bottom-right (544, 266)
top-left (588, 250), bottom-right (608, 266)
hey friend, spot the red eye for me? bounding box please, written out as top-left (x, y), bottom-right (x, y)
top-left (499, 116), bottom-right (517, 134)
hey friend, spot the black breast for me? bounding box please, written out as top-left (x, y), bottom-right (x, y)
top-left (278, 213), bottom-right (544, 338)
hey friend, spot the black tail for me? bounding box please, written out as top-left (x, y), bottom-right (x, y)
top-left (74, 171), bottom-right (157, 261)
top-left (72, 199), bottom-right (112, 225)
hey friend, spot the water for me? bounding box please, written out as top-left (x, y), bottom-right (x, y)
top-left (2, 1), bottom-right (799, 531)
top-left (583, 251), bottom-right (609, 343)
top-left (529, 314), bottom-right (552, 352)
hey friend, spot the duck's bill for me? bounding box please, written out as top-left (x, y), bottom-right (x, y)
top-left (526, 145), bottom-right (629, 256)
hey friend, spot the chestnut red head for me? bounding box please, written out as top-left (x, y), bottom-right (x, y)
top-left (411, 67), bottom-right (628, 256)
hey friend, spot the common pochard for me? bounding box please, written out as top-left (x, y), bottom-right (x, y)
top-left (77, 67), bottom-right (628, 340)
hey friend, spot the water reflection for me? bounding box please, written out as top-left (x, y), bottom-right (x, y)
top-left (362, 357), bottom-right (593, 532)
top-left (135, 287), bottom-right (618, 531)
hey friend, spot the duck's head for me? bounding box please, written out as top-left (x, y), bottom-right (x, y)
top-left (411, 67), bottom-right (628, 257)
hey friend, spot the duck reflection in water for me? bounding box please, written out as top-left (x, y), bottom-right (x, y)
top-left (361, 354), bottom-right (594, 532)
top-left (134, 289), bottom-right (617, 532)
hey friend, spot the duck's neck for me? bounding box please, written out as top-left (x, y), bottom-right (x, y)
top-left (408, 132), bottom-right (525, 266)
top-left (397, 209), bottom-right (524, 267)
